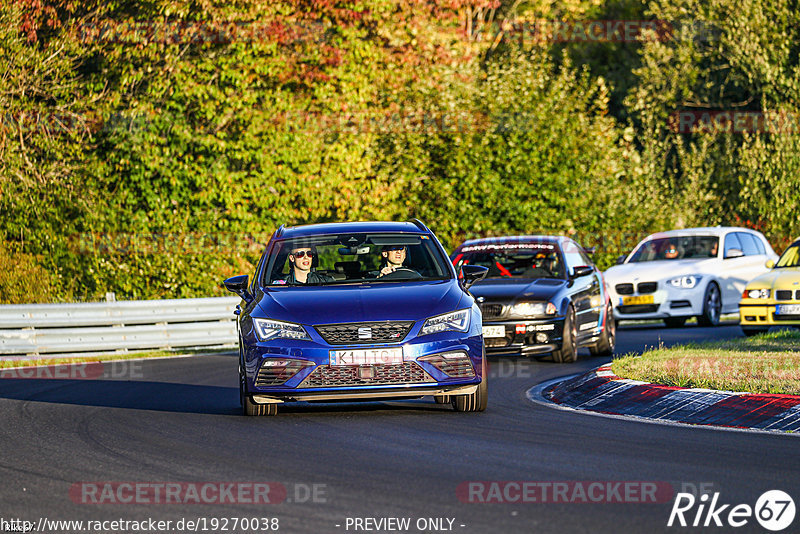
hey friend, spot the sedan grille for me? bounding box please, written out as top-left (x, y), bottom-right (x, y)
top-left (775, 290), bottom-right (796, 301)
top-left (616, 283), bottom-right (634, 295)
top-left (480, 303), bottom-right (505, 319)
top-left (300, 362), bottom-right (434, 388)
top-left (637, 282), bottom-right (657, 294)
top-left (315, 321), bottom-right (414, 345)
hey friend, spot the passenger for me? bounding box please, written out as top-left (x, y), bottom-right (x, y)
top-left (285, 247), bottom-right (333, 285)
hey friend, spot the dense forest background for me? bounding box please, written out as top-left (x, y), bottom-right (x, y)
top-left (2, 0), bottom-right (798, 303)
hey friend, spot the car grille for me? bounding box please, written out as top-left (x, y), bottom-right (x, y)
top-left (299, 362), bottom-right (434, 388)
top-left (775, 290), bottom-right (800, 301)
top-left (315, 321), bottom-right (414, 345)
top-left (480, 303), bottom-right (505, 319)
top-left (616, 283), bottom-right (634, 295)
top-left (637, 282), bottom-right (657, 294)
top-left (617, 304), bottom-right (660, 314)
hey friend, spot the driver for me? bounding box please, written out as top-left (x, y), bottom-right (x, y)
top-left (379, 245), bottom-right (409, 277)
top-left (285, 247), bottom-right (333, 285)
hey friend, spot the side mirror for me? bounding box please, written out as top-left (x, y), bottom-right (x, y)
top-left (461, 265), bottom-right (488, 290)
top-left (571, 265), bottom-right (594, 279)
top-left (765, 259), bottom-right (776, 269)
top-left (725, 248), bottom-right (744, 259)
top-left (223, 275), bottom-right (253, 302)
top-left (583, 246), bottom-right (597, 255)
top-left (615, 255), bottom-right (626, 265)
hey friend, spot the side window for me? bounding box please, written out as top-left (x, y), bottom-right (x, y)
top-left (751, 234), bottom-right (766, 255)
top-left (736, 233), bottom-right (760, 256)
top-left (723, 233), bottom-right (743, 258)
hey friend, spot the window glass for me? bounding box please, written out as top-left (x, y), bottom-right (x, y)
top-left (724, 233), bottom-right (743, 257)
top-left (776, 244), bottom-right (800, 268)
top-left (628, 236), bottom-right (719, 262)
top-left (736, 233), bottom-right (760, 256)
top-left (454, 242), bottom-right (565, 279)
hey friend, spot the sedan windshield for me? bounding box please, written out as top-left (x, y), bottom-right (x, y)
top-left (454, 244), bottom-right (565, 279)
top-left (628, 236), bottom-right (719, 262)
top-left (775, 243), bottom-right (800, 268)
top-left (263, 233), bottom-right (451, 286)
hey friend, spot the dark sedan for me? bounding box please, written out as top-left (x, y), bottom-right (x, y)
top-left (451, 236), bottom-right (615, 362)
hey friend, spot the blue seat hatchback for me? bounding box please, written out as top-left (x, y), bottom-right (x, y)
top-left (223, 220), bottom-right (488, 416)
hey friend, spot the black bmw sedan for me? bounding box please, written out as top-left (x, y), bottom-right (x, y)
top-left (450, 236), bottom-right (615, 362)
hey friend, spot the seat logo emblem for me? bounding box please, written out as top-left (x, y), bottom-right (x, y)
top-left (358, 327), bottom-right (372, 340)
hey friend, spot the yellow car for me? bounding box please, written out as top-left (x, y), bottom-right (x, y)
top-left (739, 238), bottom-right (800, 336)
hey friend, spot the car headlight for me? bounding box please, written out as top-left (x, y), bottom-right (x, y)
top-left (420, 309), bottom-right (470, 336)
top-left (253, 318), bottom-right (310, 341)
top-left (745, 288), bottom-right (770, 299)
top-left (667, 275), bottom-right (702, 289)
top-left (509, 302), bottom-right (557, 317)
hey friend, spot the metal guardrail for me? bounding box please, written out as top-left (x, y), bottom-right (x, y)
top-left (0, 297), bottom-right (240, 358)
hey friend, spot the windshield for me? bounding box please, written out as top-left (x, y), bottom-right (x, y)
top-left (262, 233), bottom-right (451, 286)
top-left (453, 243), bottom-right (565, 279)
top-left (627, 236), bottom-right (719, 262)
top-left (776, 243), bottom-right (800, 268)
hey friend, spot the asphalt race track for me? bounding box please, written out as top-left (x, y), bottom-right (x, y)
top-left (1, 322), bottom-right (798, 534)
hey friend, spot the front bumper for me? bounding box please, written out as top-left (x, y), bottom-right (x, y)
top-left (739, 300), bottom-right (800, 327)
top-left (481, 318), bottom-right (564, 356)
top-left (609, 286), bottom-right (704, 320)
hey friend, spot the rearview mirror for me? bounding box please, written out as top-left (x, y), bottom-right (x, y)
top-left (725, 248), bottom-right (744, 259)
top-left (615, 255), bottom-right (626, 265)
top-left (765, 259), bottom-right (776, 269)
top-left (461, 265), bottom-right (489, 290)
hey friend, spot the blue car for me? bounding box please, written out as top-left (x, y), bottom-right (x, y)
top-left (223, 220), bottom-right (489, 416)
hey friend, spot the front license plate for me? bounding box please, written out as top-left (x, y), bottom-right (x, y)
top-left (622, 295), bottom-right (654, 305)
top-left (776, 304), bottom-right (800, 315)
top-left (330, 347), bottom-right (403, 366)
top-left (482, 325), bottom-right (506, 338)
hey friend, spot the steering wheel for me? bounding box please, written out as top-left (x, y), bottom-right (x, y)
top-left (379, 268), bottom-right (422, 280)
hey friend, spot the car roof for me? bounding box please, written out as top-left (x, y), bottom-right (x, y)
top-left (276, 221), bottom-right (429, 240)
top-left (456, 235), bottom-right (568, 248)
top-left (643, 226), bottom-right (762, 238)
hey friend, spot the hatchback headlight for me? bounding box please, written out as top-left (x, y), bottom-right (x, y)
top-left (253, 318), bottom-right (310, 341)
top-left (745, 288), bottom-right (770, 299)
top-left (509, 301), bottom-right (557, 317)
top-left (420, 309), bottom-right (470, 336)
top-left (667, 275), bottom-right (701, 289)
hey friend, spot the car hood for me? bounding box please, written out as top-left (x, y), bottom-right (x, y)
top-left (256, 281), bottom-right (464, 325)
top-left (469, 278), bottom-right (567, 303)
top-left (604, 259), bottom-right (717, 283)
top-left (746, 267), bottom-right (800, 289)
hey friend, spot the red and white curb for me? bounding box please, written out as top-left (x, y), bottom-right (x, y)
top-left (538, 365), bottom-right (800, 433)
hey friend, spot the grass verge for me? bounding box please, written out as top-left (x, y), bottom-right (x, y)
top-left (612, 329), bottom-right (800, 395)
top-left (0, 347), bottom-right (235, 369)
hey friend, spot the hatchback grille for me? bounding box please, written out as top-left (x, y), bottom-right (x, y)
top-left (637, 282), bottom-right (657, 294)
top-left (480, 303), bottom-right (504, 319)
top-left (315, 321), bottom-right (414, 345)
top-left (300, 362), bottom-right (434, 388)
top-left (616, 283), bottom-right (634, 295)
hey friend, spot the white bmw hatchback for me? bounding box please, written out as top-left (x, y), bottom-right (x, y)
top-left (604, 227), bottom-right (777, 326)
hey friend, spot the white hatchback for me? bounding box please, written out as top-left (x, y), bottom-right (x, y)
top-left (604, 227), bottom-right (777, 326)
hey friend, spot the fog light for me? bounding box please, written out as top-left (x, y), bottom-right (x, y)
top-left (535, 333), bottom-right (549, 343)
top-left (255, 358), bottom-right (314, 386)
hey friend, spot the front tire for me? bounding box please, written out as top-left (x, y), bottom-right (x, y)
top-left (589, 303), bottom-right (615, 356)
top-left (697, 282), bottom-right (722, 326)
top-left (452, 358), bottom-right (487, 412)
top-left (552, 306), bottom-right (577, 363)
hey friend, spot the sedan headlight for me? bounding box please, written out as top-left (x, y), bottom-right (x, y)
top-left (509, 302), bottom-right (557, 317)
top-left (745, 288), bottom-right (770, 299)
top-left (667, 275), bottom-right (702, 289)
top-left (420, 309), bottom-right (470, 336)
top-left (253, 318), bottom-right (310, 341)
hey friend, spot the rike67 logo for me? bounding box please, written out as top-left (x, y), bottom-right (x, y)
top-left (668, 490), bottom-right (795, 531)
